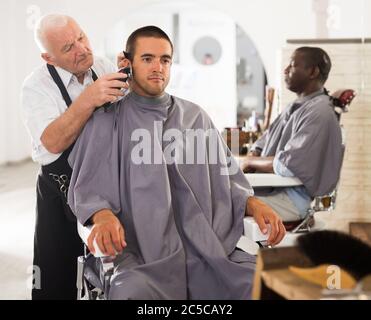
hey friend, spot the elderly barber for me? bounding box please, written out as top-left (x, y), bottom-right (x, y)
top-left (21, 14), bottom-right (128, 300)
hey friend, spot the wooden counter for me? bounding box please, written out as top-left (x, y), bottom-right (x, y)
top-left (253, 223), bottom-right (371, 300)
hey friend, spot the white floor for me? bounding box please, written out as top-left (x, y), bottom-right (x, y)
top-left (0, 160), bottom-right (39, 300)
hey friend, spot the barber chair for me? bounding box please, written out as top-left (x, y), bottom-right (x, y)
top-left (76, 223), bottom-right (117, 300)
top-left (243, 89), bottom-right (356, 248)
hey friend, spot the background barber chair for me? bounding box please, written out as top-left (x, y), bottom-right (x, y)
top-left (243, 89), bottom-right (356, 247)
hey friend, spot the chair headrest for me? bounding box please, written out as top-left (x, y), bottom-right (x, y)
top-left (330, 89), bottom-right (356, 112)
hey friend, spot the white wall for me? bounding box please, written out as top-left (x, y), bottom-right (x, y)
top-left (1, 0), bottom-right (370, 165)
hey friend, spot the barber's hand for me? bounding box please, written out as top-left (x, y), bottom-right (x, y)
top-left (77, 72), bottom-right (129, 110)
top-left (246, 197), bottom-right (286, 246)
top-left (88, 209), bottom-right (127, 256)
top-left (117, 52), bottom-right (127, 69)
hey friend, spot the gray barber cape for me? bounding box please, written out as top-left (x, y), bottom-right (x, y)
top-left (255, 90), bottom-right (343, 197)
top-left (67, 92), bottom-right (256, 300)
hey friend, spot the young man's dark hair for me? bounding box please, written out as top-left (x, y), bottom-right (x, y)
top-left (124, 25), bottom-right (174, 60)
top-left (296, 46), bottom-right (332, 83)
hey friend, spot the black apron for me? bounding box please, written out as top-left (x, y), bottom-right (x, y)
top-left (32, 64), bottom-right (98, 300)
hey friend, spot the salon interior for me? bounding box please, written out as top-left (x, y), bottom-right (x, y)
top-left (0, 0), bottom-right (370, 300)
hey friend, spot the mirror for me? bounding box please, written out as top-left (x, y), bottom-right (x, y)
top-left (193, 36), bottom-right (222, 65)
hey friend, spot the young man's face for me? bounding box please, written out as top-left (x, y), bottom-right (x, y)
top-left (42, 20), bottom-right (94, 76)
top-left (130, 37), bottom-right (172, 98)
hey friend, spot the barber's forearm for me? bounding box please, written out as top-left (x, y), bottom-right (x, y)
top-left (41, 98), bottom-right (94, 154)
top-left (247, 156), bottom-right (274, 173)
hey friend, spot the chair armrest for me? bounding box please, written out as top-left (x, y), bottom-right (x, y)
top-left (245, 173), bottom-right (303, 187)
top-left (244, 217), bottom-right (270, 242)
top-left (243, 217), bottom-right (300, 247)
top-left (77, 222), bottom-right (116, 258)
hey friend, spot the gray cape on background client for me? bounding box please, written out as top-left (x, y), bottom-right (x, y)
top-left (255, 90), bottom-right (343, 197)
top-left (67, 92), bottom-right (256, 299)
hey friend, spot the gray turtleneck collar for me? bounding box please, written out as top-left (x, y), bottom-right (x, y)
top-left (130, 91), bottom-right (171, 106)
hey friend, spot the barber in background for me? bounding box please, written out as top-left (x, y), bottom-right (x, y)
top-left (21, 14), bottom-right (128, 300)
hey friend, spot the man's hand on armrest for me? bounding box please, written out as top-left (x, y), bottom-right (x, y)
top-left (88, 209), bottom-right (127, 256)
top-left (245, 197), bottom-right (286, 246)
top-left (241, 156), bottom-right (274, 173)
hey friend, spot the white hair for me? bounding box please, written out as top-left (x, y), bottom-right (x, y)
top-left (34, 14), bottom-right (73, 52)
